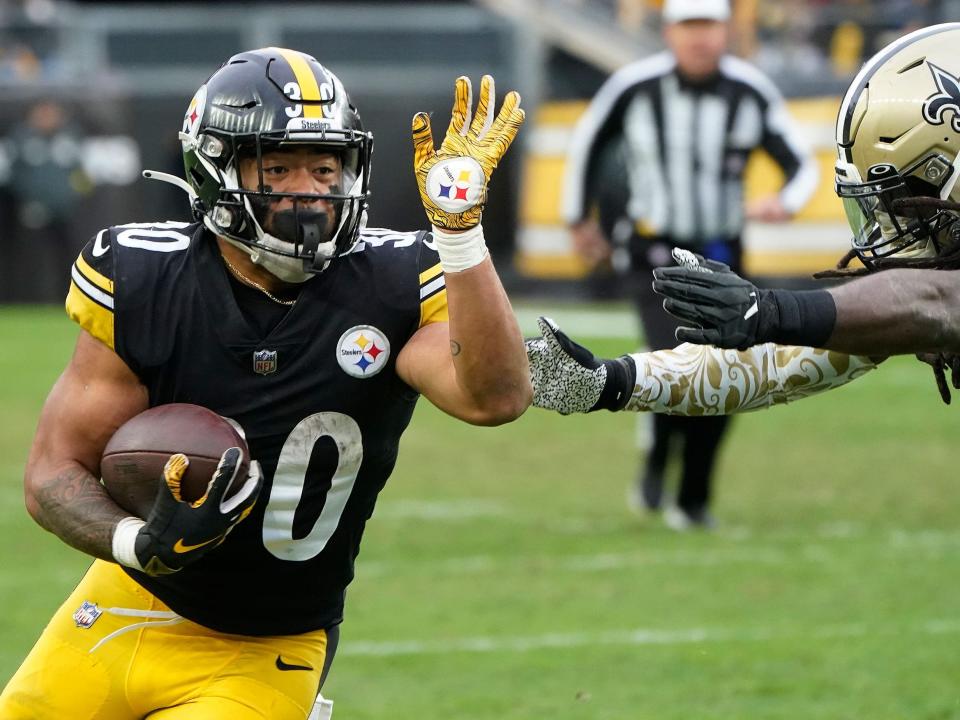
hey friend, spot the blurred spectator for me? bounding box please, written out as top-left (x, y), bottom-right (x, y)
top-left (6, 99), bottom-right (91, 302)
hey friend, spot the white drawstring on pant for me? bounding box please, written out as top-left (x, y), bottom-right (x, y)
top-left (88, 607), bottom-right (184, 654)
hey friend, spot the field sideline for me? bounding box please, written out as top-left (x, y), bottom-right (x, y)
top-left (1, 304), bottom-right (958, 719)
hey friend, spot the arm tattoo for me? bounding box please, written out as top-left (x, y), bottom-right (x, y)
top-left (33, 464), bottom-right (129, 562)
top-left (450, 339), bottom-right (462, 356)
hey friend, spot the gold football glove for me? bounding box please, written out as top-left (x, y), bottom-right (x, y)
top-left (412, 75), bottom-right (524, 231)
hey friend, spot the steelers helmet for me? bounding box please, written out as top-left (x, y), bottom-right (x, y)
top-left (180, 47), bottom-right (373, 280)
top-left (835, 23), bottom-right (960, 269)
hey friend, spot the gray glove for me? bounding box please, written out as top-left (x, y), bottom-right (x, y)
top-left (525, 316), bottom-right (635, 414)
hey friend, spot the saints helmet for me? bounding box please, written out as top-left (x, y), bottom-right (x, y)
top-left (835, 23), bottom-right (960, 269)
top-left (180, 47), bottom-right (373, 280)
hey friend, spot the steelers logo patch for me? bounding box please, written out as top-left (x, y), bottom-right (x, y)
top-left (182, 84), bottom-right (207, 137)
top-left (425, 156), bottom-right (484, 213)
top-left (336, 325), bottom-right (391, 378)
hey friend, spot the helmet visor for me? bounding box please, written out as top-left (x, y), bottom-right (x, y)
top-left (836, 163), bottom-right (949, 262)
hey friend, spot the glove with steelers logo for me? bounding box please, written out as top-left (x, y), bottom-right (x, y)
top-left (411, 75), bottom-right (524, 272)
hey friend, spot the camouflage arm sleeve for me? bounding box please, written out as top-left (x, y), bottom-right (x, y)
top-left (625, 343), bottom-right (877, 415)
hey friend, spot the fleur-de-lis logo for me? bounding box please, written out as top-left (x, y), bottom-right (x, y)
top-left (923, 62), bottom-right (960, 132)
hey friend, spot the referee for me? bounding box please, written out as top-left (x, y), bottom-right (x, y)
top-left (563, 0), bottom-right (818, 529)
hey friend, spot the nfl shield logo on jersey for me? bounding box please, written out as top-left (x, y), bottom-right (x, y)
top-left (72, 600), bottom-right (102, 629)
top-left (253, 349), bottom-right (278, 375)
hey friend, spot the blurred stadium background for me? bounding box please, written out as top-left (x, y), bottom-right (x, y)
top-left (3, 1), bottom-right (960, 718)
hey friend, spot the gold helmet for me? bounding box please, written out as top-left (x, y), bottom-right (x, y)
top-left (835, 23), bottom-right (960, 269)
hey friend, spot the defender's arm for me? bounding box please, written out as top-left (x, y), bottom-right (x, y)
top-left (824, 268), bottom-right (960, 355)
top-left (526, 317), bottom-right (876, 416)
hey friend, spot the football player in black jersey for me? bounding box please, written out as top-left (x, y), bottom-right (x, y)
top-left (528, 26), bottom-right (960, 429)
top-left (1, 48), bottom-right (530, 719)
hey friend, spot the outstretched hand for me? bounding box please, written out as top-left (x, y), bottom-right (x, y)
top-left (525, 316), bottom-right (635, 414)
top-left (652, 249), bottom-right (767, 349)
top-left (411, 75), bottom-right (524, 231)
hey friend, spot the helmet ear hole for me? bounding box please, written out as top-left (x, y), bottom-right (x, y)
top-left (188, 166), bottom-right (207, 188)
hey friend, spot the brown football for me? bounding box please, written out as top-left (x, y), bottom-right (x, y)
top-left (100, 403), bottom-right (249, 518)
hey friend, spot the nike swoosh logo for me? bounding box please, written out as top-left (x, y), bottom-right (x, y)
top-left (92, 229), bottom-right (110, 257)
top-left (276, 656), bottom-right (314, 672)
top-left (743, 291), bottom-right (759, 320)
top-left (173, 535), bottom-right (221, 554)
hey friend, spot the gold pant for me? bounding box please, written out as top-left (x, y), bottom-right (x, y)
top-left (0, 560), bottom-right (330, 719)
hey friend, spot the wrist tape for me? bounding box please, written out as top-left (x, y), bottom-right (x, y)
top-left (112, 516), bottom-right (146, 571)
top-left (431, 224), bottom-right (488, 273)
top-left (590, 355), bottom-right (637, 412)
top-left (764, 289), bottom-right (837, 347)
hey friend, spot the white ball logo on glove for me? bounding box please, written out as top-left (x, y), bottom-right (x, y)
top-left (425, 157), bottom-right (485, 213)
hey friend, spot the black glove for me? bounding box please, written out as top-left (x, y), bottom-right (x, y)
top-left (651, 255), bottom-right (768, 349)
top-left (526, 316), bottom-right (636, 414)
top-left (134, 448), bottom-right (262, 575)
top-left (652, 250), bottom-right (836, 350)
top-left (915, 353), bottom-right (960, 405)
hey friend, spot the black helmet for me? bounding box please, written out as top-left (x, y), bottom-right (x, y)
top-left (180, 47), bottom-right (373, 278)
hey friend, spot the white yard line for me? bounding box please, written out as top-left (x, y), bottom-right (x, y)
top-left (342, 619), bottom-right (960, 657)
top-left (358, 519), bottom-right (960, 580)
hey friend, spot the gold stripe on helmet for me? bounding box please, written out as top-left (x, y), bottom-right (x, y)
top-left (274, 47), bottom-right (323, 119)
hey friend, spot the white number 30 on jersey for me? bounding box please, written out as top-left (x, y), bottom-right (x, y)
top-left (232, 412), bottom-right (363, 562)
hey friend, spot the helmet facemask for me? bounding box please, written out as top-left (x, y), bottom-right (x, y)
top-left (835, 153), bottom-right (960, 270)
top-left (189, 126), bottom-right (371, 283)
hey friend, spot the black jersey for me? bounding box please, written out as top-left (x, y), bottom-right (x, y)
top-left (66, 221), bottom-right (449, 635)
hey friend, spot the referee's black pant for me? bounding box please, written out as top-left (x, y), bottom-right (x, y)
top-left (630, 236), bottom-right (742, 515)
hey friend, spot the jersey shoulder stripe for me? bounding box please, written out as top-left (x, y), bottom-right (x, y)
top-left (66, 230), bottom-right (117, 349)
top-left (417, 235), bottom-right (447, 327)
top-left (419, 264), bottom-right (448, 326)
top-left (65, 220), bottom-right (196, 350)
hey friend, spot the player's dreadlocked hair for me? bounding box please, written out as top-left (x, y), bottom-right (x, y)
top-left (813, 195), bottom-right (960, 404)
top-left (814, 197), bottom-right (960, 279)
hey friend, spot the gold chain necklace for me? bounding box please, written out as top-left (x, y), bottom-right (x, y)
top-left (222, 255), bottom-right (297, 306)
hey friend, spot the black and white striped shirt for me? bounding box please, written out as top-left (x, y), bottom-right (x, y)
top-left (564, 52), bottom-right (818, 243)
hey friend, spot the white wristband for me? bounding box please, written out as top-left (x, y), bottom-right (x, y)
top-left (431, 224), bottom-right (488, 273)
top-left (112, 516), bottom-right (146, 571)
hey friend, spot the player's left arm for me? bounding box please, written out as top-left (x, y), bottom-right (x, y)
top-left (398, 277), bottom-right (529, 426)
top-left (653, 258), bottom-right (960, 356)
top-left (397, 75), bottom-right (531, 425)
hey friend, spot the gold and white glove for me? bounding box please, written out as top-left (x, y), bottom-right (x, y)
top-left (411, 75), bottom-right (524, 271)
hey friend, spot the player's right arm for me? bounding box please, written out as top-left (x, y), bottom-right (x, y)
top-left (24, 329), bottom-right (149, 560)
top-left (26, 231), bottom-right (261, 574)
top-left (526, 316), bottom-right (877, 416)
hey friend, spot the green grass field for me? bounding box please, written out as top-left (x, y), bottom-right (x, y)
top-left (1, 304), bottom-right (959, 719)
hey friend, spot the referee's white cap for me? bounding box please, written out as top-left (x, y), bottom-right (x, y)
top-left (662, 0), bottom-right (731, 23)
